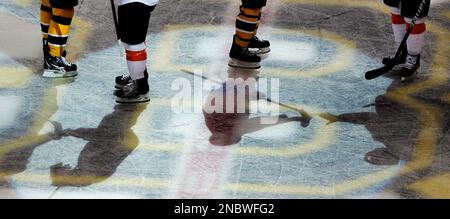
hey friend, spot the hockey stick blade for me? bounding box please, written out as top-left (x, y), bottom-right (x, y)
top-left (365, 64), bottom-right (395, 80)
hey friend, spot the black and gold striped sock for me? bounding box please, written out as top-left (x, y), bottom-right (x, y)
top-left (234, 5), bottom-right (262, 48)
top-left (47, 6), bottom-right (74, 57)
top-left (40, 0), bottom-right (52, 43)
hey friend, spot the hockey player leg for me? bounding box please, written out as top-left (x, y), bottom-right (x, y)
top-left (400, 19), bottom-right (426, 82)
top-left (43, 2), bottom-right (77, 78)
top-left (400, 0), bottom-right (430, 82)
top-left (246, 5), bottom-right (270, 55)
top-left (40, 0), bottom-right (52, 59)
top-left (382, 6), bottom-right (407, 68)
top-left (114, 43), bottom-right (150, 103)
top-left (114, 2), bottom-right (155, 103)
top-left (229, 0), bottom-right (268, 69)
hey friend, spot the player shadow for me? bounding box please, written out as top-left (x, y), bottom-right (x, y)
top-left (0, 59), bottom-right (76, 195)
top-left (319, 89), bottom-right (442, 166)
top-left (49, 103), bottom-right (148, 187)
top-left (0, 121), bottom-right (64, 188)
top-left (203, 67), bottom-right (310, 146)
top-left (320, 93), bottom-right (417, 165)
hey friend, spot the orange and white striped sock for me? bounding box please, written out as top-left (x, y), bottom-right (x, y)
top-left (125, 42), bottom-right (147, 80)
top-left (390, 7), bottom-right (406, 48)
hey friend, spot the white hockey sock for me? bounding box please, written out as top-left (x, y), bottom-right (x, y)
top-left (124, 42), bottom-right (147, 80)
top-left (390, 7), bottom-right (406, 48)
top-left (407, 34), bottom-right (425, 56)
top-left (405, 18), bottom-right (426, 56)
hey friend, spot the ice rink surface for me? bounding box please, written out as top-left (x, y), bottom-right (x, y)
top-left (0, 0), bottom-right (449, 199)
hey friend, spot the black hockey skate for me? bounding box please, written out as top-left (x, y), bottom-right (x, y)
top-left (43, 55), bottom-right (78, 78)
top-left (248, 35), bottom-right (271, 55)
top-left (115, 69), bottom-right (149, 89)
top-left (229, 37), bottom-right (261, 69)
top-left (400, 54), bottom-right (420, 82)
top-left (114, 77), bottom-right (150, 103)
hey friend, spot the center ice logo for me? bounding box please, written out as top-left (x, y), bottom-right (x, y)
top-left (0, 20), bottom-right (406, 198)
top-left (0, 24), bottom-right (401, 198)
top-left (143, 25), bottom-right (404, 197)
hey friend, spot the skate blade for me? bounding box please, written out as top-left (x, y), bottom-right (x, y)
top-left (249, 47), bottom-right (271, 55)
top-left (116, 95), bottom-right (150, 104)
top-left (258, 52), bottom-right (270, 60)
top-left (43, 70), bottom-right (78, 78)
top-left (228, 59), bottom-right (261, 69)
top-left (400, 71), bottom-right (418, 83)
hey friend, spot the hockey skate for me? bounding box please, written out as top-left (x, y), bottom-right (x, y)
top-left (400, 54), bottom-right (420, 82)
top-left (115, 69), bottom-right (149, 89)
top-left (248, 35), bottom-right (271, 55)
top-left (114, 77), bottom-right (150, 103)
top-left (229, 37), bottom-right (262, 69)
top-left (43, 55), bottom-right (78, 78)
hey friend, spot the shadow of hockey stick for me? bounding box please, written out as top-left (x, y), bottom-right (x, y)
top-left (180, 68), bottom-right (313, 124)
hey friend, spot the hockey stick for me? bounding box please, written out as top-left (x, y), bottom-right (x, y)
top-left (110, 0), bottom-right (125, 58)
top-left (180, 69), bottom-right (312, 121)
top-left (365, 0), bottom-right (427, 80)
top-left (110, 0), bottom-right (120, 40)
